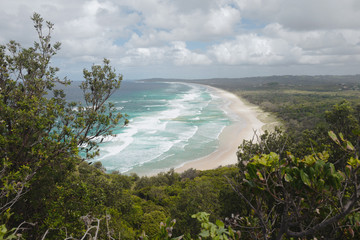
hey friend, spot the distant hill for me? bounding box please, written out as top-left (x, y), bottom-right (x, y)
top-left (142, 75), bottom-right (360, 92)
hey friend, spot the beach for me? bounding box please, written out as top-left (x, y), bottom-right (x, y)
top-left (175, 85), bottom-right (275, 172)
top-left (90, 80), bottom-right (277, 176)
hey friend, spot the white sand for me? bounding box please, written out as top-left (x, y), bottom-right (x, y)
top-left (175, 85), bottom-right (272, 173)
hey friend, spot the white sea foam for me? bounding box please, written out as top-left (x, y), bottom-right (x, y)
top-left (96, 127), bottom-right (138, 160)
top-left (177, 126), bottom-right (199, 149)
top-left (94, 81), bottom-right (232, 174)
top-left (159, 108), bottom-right (181, 120)
top-left (190, 117), bottom-right (200, 121)
top-left (143, 105), bottom-right (165, 108)
top-left (135, 116), bottom-right (167, 131)
top-left (166, 88), bottom-right (210, 121)
top-left (118, 135), bottom-right (176, 169)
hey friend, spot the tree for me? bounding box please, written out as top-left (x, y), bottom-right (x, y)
top-left (230, 124), bottom-right (360, 239)
top-left (325, 100), bottom-right (360, 141)
top-left (0, 13), bottom-right (127, 238)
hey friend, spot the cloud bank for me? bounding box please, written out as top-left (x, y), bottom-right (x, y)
top-left (1, 0), bottom-right (360, 79)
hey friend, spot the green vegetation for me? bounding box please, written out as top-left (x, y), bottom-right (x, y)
top-left (1, 14), bottom-right (360, 239)
top-left (234, 128), bottom-right (360, 239)
top-left (188, 75), bottom-right (360, 135)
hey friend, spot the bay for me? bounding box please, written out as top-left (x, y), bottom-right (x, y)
top-left (65, 80), bottom-right (232, 175)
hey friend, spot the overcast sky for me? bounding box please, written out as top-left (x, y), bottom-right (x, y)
top-left (1, 0), bottom-right (360, 80)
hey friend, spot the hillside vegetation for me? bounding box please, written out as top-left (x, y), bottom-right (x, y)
top-left (1, 14), bottom-right (360, 239)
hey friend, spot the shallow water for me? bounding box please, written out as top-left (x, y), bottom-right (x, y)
top-left (66, 80), bottom-right (233, 175)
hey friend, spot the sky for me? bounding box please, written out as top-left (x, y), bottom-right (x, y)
top-left (1, 0), bottom-right (360, 80)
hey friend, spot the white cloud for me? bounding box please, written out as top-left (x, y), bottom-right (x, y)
top-left (209, 34), bottom-right (301, 65)
top-left (124, 1), bottom-right (241, 48)
top-left (262, 23), bottom-right (360, 64)
top-left (119, 41), bottom-right (211, 66)
top-left (1, 0), bottom-right (360, 79)
top-left (234, 0), bottom-right (360, 31)
top-left (171, 41), bottom-right (212, 65)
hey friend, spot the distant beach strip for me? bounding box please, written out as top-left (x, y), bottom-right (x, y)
top-left (175, 84), bottom-right (279, 173)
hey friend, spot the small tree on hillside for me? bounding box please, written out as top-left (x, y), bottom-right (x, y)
top-left (0, 13), bottom-right (127, 237)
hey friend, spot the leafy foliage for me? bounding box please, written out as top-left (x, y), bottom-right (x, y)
top-left (192, 212), bottom-right (240, 240)
top-left (0, 13), bottom-right (127, 238)
top-left (231, 110), bottom-right (360, 239)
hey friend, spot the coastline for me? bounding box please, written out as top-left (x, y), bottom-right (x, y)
top-left (175, 84), bottom-right (278, 173)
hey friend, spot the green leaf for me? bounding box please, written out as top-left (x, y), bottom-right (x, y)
top-left (317, 151), bottom-right (329, 162)
top-left (287, 152), bottom-right (295, 162)
top-left (257, 155), bottom-right (268, 166)
top-left (347, 157), bottom-right (360, 167)
top-left (284, 173), bottom-right (293, 182)
top-left (346, 141), bottom-right (355, 151)
top-left (216, 220), bottom-right (225, 228)
top-left (339, 132), bottom-right (345, 141)
top-left (199, 230), bottom-right (210, 238)
top-left (304, 155), bottom-right (316, 165)
top-left (328, 131), bottom-right (340, 145)
top-left (300, 170), bottom-right (311, 186)
top-left (256, 171), bottom-right (264, 181)
top-left (269, 152), bottom-right (279, 165)
top-left (329, 163), bottom-right (335, 175)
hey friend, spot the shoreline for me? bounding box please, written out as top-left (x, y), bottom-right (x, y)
top-left (175, 84), bottom-right (278, 173)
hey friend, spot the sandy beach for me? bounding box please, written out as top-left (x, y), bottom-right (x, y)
top-left (175, 85), bottom-right (276, 173)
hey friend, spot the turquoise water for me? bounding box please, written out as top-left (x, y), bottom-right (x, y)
top-left (66, 81), bottom-right (232, 175)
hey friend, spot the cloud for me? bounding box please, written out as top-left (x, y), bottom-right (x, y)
top-left (209, 33), bottom-right (301, 65)
top-left (119, 41), bottom-right (211, 66)
top-left (234, 0), bottom-right (360, 30)
top-left (124, 1), bottom-right (241, 48)
top-left (209, 18), bottom-right (360, 67)
top-left (262, 23), bottom-right (360, 64)
top-left (1, 0), bottom-right (360, 79)
top-left (171, 41), bottom-right (212, 65)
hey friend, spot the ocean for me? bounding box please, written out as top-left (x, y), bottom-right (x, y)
top-left (66, 80), bottom-right (233, 175)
